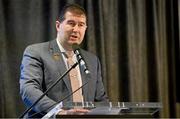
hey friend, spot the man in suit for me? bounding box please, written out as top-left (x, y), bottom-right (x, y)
top-left (19, 4), bottom-right (108, 118)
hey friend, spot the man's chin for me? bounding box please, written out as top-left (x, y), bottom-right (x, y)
top-left (68, 41), bottom-right (79, 45)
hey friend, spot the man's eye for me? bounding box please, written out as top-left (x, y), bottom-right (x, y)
top-left (78, 23), bottom-right (85, 27)
top-left (68, 22), bottom-right (75, 26)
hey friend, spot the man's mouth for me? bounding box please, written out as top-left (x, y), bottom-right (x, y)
top-left (70, 35), bottom-right (78, 38)
top-left (70, 35), bottom-right (78, 40)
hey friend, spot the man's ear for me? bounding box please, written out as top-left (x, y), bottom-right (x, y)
top-left (56, 21), bottom-right (61, 30)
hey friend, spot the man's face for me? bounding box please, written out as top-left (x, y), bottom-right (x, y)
top-left (56, 11), bottom-right (87, 50)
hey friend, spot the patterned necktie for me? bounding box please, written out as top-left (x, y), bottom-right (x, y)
top-left (66, 52), bottom-right (83, 102)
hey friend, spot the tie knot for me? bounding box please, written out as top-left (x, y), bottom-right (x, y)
top-left (66, 51), bottom-right (74, 58)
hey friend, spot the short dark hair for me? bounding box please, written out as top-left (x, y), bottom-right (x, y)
top-left (58, 4), bottom-right (87, 22)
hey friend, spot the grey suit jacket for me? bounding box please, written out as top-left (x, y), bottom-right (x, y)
top-left (20, 40), bottom-right (108, 117)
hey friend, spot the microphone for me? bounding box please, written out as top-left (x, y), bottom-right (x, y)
top-left (72, 44), bottom-right (90, 75)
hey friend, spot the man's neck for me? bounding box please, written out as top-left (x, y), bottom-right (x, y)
top-left (58, 40), bottom-right (73, 51)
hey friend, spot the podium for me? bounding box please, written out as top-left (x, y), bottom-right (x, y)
top-left (53, 102), bottom-right (162, 118)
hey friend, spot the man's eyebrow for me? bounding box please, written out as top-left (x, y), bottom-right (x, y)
top-left (79, 22), bottom-right (86, 24)
top-left (67, 20), bottom-right (86, 24)
top-left (67, 20), bottom-right (75, 22)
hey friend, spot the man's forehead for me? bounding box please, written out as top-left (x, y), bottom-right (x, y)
top-left (65, 11), bottom-right (86, 19)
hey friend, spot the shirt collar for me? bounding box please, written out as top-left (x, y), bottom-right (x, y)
top-left (56, 38), bottom-right (75, 58)
top-left (56, 38), bottom-right (66, 53)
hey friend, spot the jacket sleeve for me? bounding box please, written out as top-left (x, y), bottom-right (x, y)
top-left (19, 45), bottom-right (56, 114)
top-left (94, 56), bottom-right (109, 102)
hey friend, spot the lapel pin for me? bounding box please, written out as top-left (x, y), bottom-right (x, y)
top-left (53, 53), bottom-right (61, 61)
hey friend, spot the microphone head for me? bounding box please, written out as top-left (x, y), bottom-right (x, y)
top-left (72, 43), bottom-right (80, 55)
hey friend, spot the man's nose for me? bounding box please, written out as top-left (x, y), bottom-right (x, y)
top-left (72, 24), bottom-right (79, 32)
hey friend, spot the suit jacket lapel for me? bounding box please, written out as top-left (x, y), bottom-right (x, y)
top-left (49, 40), bottom-right (72, 95)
